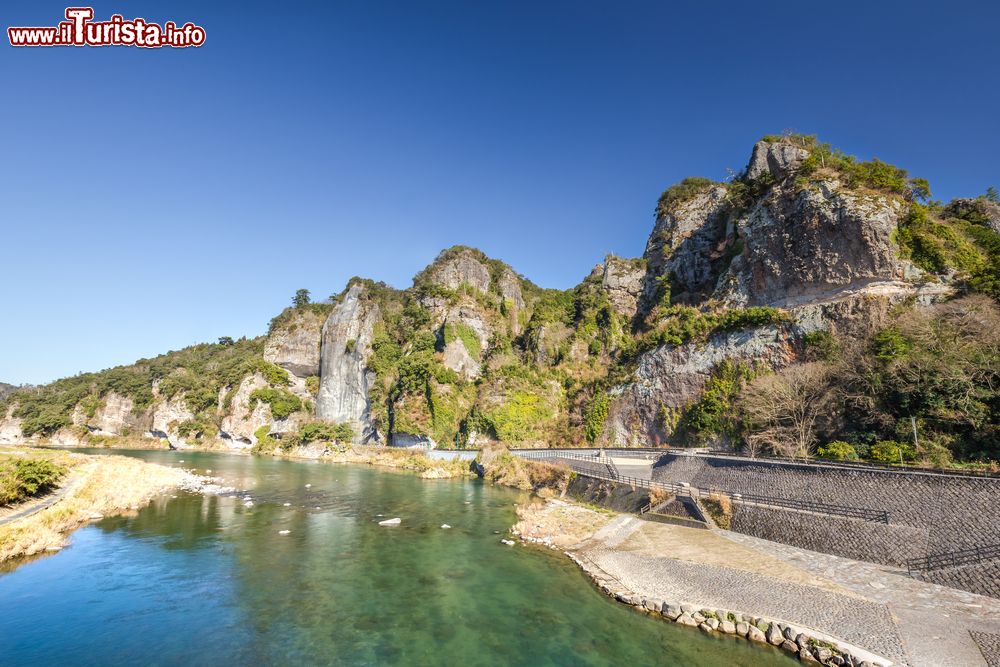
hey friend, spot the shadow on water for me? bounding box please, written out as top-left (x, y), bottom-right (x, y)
top-left (0, 449), bottom-right (797, 666)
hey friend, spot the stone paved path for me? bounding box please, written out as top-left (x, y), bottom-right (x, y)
top-left (577, 517), bottom-right (910, 665)
top-left (721, 530), bottom-right (1000, 667)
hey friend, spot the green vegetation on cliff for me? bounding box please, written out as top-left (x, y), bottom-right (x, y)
top-left (2, 337), bottom-right (282, 437)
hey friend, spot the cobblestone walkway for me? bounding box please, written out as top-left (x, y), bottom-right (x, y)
top-left (582, 537), bottom-right (908, 664)
top-left (720, 530), bottom-right (1000, 667)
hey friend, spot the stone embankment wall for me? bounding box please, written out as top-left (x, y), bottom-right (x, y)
top-left (653, 453), bottom-right (1000, 598)
top-left (566, 476), bottom-right (651, 514)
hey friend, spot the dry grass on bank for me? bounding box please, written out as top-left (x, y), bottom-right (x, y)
top-left (0, 452), bottom-right (191, 562)
top-left (321, 446), bottom-right (475, 479)
top-left (477, 445), bottom-right (573, 495)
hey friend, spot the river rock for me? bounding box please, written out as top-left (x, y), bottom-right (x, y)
top-left (736, 621), bottom-right (749, 637)
top-left (747, 625), bottom-right (767, 643)
top-left (642, 598), bottom-right (663, 613)
top-left (663, 604), bottom-right (681, 620)
top-left (379, 517), bottom-right (401, 526)
top-left (767, 624), bottom-right (784, 645)
top-left (781, 640), bottom-right (799, 653)
top-left (799, 647), bottom-right (820, 663)
top-left (676, 613), bottom-right (698, 627)
top-left (720, 620), bottom-right (736, 634)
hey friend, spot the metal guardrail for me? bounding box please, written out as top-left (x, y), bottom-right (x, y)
top-left (907, 543), bottom-right (1000, 575)
top-left (514, 451), bottom-right (889, 524)
top-left (699, 449), bottom-right (1000, 480)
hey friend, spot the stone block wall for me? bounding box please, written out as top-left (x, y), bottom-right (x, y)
top-left (652, 453), bottom-right (1000, 598)
top-left (918, 561), bottom-right (1000, 600)
top-left (730, 504), bottom-right (928, 567)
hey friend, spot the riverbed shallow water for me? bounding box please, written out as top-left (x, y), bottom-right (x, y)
top-left (0, 449), bottom-right (796, 666)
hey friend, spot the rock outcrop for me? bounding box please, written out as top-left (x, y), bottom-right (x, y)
top-left (220, 373), bottom-right (270, 445)
top-left (945, 197), bottom-right (1000, 234)
top-left (263, 308), bottom-right (326, 378)
top-left (79, 392), bottom-right (151, 436)
top-left (606, 325), bottom-right (797, 445)
top-left (427, 248), bottom-right (491, 293)
top-left (0, 408), bottom-right (22, 444)
top-left (316, 284), bottom-right (380, 441)
top-left (600, 257), bottom-right (645, 318)
top-left (151, 391), bottom-right (196, 445)
top-left (746, 139), bottom-right (810, 182)
top-left (643, 185), bottom-right (731, 305)
top-left (718, 180), bottom-right (906, 307)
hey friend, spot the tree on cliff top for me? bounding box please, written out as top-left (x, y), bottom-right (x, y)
top-left (292, 289), bottom-right (311, 308)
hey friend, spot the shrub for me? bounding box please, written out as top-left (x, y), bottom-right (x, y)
top-left (869, 440), bottom-right (916, 464)
top-left (803, 330), bottom-right (840, 362)
top-left (677, 361), bottom-right (758, 443)
top-left (298, 421), bottom-right (355, 444)
top-left (0, 458), bottom-right (67, 505)
top-left (816, 440), bottom-right (859, 461)
top-left (443, 323), bottom-right (481, 359)
top-left (656, 177), bottom-right (716, 218)
top-left (583, 391), bottom-right (609, 443)
top-left (248, 388), bottom-right (303, 420)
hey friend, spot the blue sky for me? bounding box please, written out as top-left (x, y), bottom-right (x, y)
top-left (2, 0), bottom-right (998, 385)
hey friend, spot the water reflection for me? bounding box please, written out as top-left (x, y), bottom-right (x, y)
top-left (0, 450), bottom-right (795, 666)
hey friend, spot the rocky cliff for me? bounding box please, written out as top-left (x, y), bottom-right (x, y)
top-left (3, 135), bottom-right (996, 461)
top-left (316, 284), bottom-right (380, 441)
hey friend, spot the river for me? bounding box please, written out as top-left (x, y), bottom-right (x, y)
top-left (0, 449), bottom-right (795, 666)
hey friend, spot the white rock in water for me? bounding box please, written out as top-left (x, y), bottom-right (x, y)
top-left (379, 518), bottom-right (401, 526)
top-left (278, 530), bottom-right (290, 535)
top-left (283, 502), bottom-right (291, 507)
top-left (244, 501), bottom-right (254, 508)
top-left (178, 460), bottom-right (185, 463)
top-left (206, 469), bottom-right (212, 473)
top-left (88, 513), bottom-right (104, 520)
top-left (305, 484), bottom-right (312, 488)
top-left (501, 539), bottom-right (515, 546)
top-left (45, 546), bottom-right (62, 552)
top-left (441, 524), bottom-right (451, 529)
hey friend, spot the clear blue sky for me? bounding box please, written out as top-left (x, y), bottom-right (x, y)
top-left (2, 0), bottom-right (998, 385)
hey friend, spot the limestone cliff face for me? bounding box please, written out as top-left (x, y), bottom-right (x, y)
top-left (718, 180), bottom-right (906, 307)
top-left (606, 325), bottom-right (798, 445)
top-left (150, 390), bottom-right (195, 445)
top-left (0, 408), bottom-right (22, 444)
top-left (604, 139), bottom-right (947, 446)
top-left (79, 392), bottom-right (151, 436)
top-left (428, 249), bottom-right (492, 292)
top-left (643, 185), bottom-right (731, 304)
top-left (746, 139), bottom-right (810, 182)
top-left (316, 284), bottom-right (380, 441)
top-left (600, 257), bottom-right (646, 318)
top-left (220, 373), bottom-right (270, 446)
top-left (439, 303), bottom-right (488, 380)
top-left (263, 309), bottom-right (325, 378)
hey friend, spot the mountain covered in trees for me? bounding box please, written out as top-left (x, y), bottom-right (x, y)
top-left (3, 134), bottom-right (999, 467)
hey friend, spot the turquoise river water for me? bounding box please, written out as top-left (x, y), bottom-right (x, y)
top-left (0, 449), bottom-right (796, 666)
